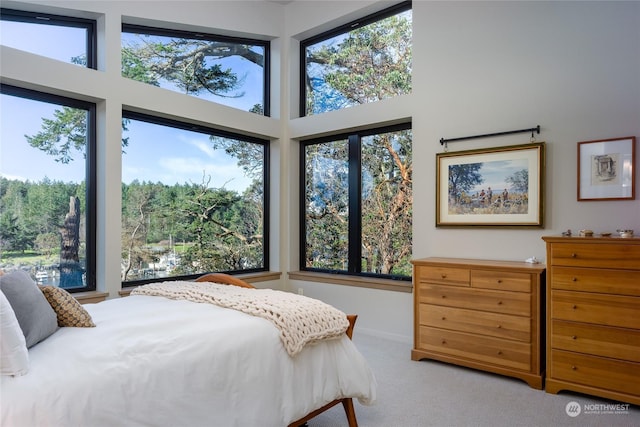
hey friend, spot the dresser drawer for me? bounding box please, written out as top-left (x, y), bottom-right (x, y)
top-left (419, 327), bottom-right (531, 371)
top-left (551, 320), bottom-right (640, 363)
top-left (551, 349), bottom-right (640, 396)
top-left (420, 284), bottom-right (531, 316)
top-left (549, 243), bottom-right (640, 269)
top-left (550, 266), bottom-right (640, 296)
top-left (420, 304), bottom-right (531, 342)
top-left (416, 265), bottom-right (469, 286)
top-left (471, 270), bottom-right (532, 292)
top-left (551, 290), bottom-right (640, 329)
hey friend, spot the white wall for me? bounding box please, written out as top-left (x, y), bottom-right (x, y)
top-left (2, 1), bottom-right (639, 343)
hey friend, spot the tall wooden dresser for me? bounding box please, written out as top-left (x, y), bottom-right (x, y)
top-left (411, 257), bottom-right (546, 389)
top-left (542, 236), bottom-right (640, 405)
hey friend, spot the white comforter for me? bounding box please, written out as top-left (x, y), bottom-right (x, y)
top-left (1, 295), bottom-right (376, 427)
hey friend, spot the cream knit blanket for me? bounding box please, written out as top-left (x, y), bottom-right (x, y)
top-left (131, 281), bottom-right (349, 357)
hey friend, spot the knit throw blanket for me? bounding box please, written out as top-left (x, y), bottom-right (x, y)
top-left (131, 281), bottom-right (349, 357)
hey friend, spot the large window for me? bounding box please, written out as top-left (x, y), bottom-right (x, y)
top-left (121, 112), bottom-right (269, 286)
top-left (0, 8), bottom-right (96, 68)
top-left (301, 123), bottom-right (412, 280)
top-left (300, 1), bottom-right (411, 116)
top-left (0, 85), bottom-right (96, 292)
top-left (121, 24), bottom-right (269, 115)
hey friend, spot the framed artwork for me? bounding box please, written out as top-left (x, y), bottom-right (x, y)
top-left (578, 136), bottom-right (636, 201)
top-left (436, 142), bottom-right (545, 227)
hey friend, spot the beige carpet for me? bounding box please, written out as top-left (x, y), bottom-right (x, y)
top-left (308, 333), bottom-right (640, 427)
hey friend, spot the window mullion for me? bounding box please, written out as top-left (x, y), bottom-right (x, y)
top-left (347, 135), bottom-right (361, 274)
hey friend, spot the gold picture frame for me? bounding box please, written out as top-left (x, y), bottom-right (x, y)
top-left (577, 136), bottom-right (636, 201)
top-left (436, 142), bottom-right (545, 227)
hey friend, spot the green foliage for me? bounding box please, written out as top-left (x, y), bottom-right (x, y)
top-left (24, 108), bottom-right (88, 164)
top-left (0, 177), bottom-right (78, 256)
top-left (302, 11), bottom-right (413, 277)
top-left (506, 169), bottom-right (529, 193)
top-left (361, 129), bottom-right (412, 276)
top-left (304, 140), bottom-right (349, 270)
top-left (121, 37), bottom-right (258, 98)
top-left (121, 46), bottom-right (160, 85)
top-left (448, 164), bottom-right (483, 199)
top-left (304, 128), bottom-right (413, 277)
top-left (119, 176), bottom-right (264, 281)
top-left (306, 10), bottom-right (412, 113)
top-left (1, 174), bottom-right (264, 278)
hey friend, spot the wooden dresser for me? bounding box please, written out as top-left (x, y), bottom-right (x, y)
top-left (542, 236), bottom-right (640, 405)
top-left (411, 257), bottom-right (546, 389)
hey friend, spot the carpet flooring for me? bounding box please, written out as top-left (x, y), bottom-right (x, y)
top-left (307, 333), bottom-right (640, 427)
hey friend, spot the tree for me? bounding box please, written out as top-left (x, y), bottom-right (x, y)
top-left (121, 181), bottom-right (155, 281)
top-left (305, 11), bottom-right (411, 114)
top-left (304, 141), bottom-right (350, 270)
top-left (122, 37), bottom-right (264, 99)
top-left (59, 196), bottom-right (83, 288)
top-left (360, 130), bottom-right (412, 276)
top-left (448, 164), bottom-right (483, 203)
top-left (506, 169), bottom-right (528, 193)
top-left (180, 174), bottom-right (260, 272)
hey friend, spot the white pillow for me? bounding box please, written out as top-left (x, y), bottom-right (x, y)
top-left (1, 290), bottom-right (29, 376)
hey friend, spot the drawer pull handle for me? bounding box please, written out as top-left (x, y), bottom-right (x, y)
top-left (441, 340), bottom-right (447, 345)
top-left (572, 277), bottom-right (577, 282)
top-left (571, 253), bottom-right (577, 258)
top-left (441, 316), bottom-right (446, 321)
top-left (497, 325), bottom-right (502, 329)
top-left (497, 351), bottom-right (503, 355)
top-left (572, 366), bottom-right (577, 370)
top-left (572, 305), bottom-right (577, 310)
top-left (441, 274), bottom-right (447, 279)
top-left (571, 335), bottom-right (577, 340)
top-left (497, 279), bottom-right (503, 284)
top-left (497, 301), bottom-right (503, 305)
top-left (441, 295), bottom-right (446, 299)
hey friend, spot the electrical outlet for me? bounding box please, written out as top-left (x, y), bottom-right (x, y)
top-left (298, 288), bottom-right (303, 295)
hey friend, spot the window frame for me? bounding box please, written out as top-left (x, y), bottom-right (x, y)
top-left (299, 0), bottom-right (412, 117)
top-left (120, 110), bottom-right (271, 287)
top-left (0, 84), bottom-right (97, 292)
top-left (0, 7), bottom-right (97, 69)
top-left (121, 23), bottom-right (271, 117)
top-left (299, 122), bottom-right (412, 282)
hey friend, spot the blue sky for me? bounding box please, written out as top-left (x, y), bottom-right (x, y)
top-left (1, 21), bottom-right (261, 192)
top-left (470, 159), bottom-right (528, 194)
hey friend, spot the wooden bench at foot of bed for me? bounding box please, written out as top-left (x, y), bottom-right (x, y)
top-left (195, 273), bottom-right (360, 427)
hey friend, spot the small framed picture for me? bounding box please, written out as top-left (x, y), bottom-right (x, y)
top-left (578, 136), bottom-right (636, 201)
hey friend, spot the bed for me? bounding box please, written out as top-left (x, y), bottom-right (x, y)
top-left (0, 271), bottom-right (376, 427)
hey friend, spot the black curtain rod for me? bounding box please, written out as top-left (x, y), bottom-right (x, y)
top-left (440, 125), bottom-right (540, 145)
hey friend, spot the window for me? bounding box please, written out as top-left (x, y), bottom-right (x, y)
top-left (121, 24), bottom-right (269, 115)
top-left (0, 8), bottom-right (96, 68)
top-left (121, 112), bottom-right (269, 286)
top-left (300, 1), bottom-right (411, 116)
top-left (301, 123), bottom-right (412, 280)
top-left (0, 85), bottom-right (96, 292)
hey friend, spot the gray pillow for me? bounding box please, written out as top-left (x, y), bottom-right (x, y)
top-left (0, 270), bottom-right (58, 348)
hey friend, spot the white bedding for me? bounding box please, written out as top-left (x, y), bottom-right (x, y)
top-left (1, 295), bottom-right (377, 427)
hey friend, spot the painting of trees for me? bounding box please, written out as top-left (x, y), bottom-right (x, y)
top-left (437, 143), bottom-right (544, 226)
